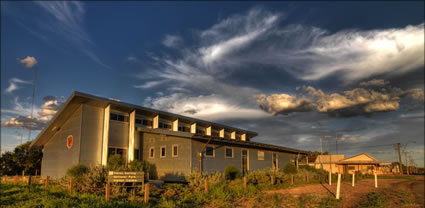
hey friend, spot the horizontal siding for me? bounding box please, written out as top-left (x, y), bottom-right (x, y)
top-left (80, 105), bottom-right (103, 167)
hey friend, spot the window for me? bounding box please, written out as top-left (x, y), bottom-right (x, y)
top-left (107, 147), bottom-right (127, 160)
top-left (159, 122), bottom-right (170, 129)
top-left (149, 147), bottom-right (155, 159)
top-left (142, 119), bottom-right (148, 126)
top-left (205, 146), bottom-right (215, 157)
top-left (258, 151), bottom-right (265, 160)
top-left (160, 146), bottom-right (166, 158)
top-left (135, 119), bottom-right (142, 124)
top-left (110, 113), bottom-right (128, 122)
top-left (225, 147), bottom-right (233, 158)
top-left (178, 126), bottom-right (186, 132)
top-left (134, 149), bottom-right (140, 160)
top-left (110, 113), bottom-right (118, 121)
top-left (172, 144), bottom-right (178, 157)
top-left (196, 129), bottom-right (205, 134)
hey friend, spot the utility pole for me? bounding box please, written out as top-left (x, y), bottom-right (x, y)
top-left (326, 136), bottom-right (332, 174)
top-left (320, 137), bottom-right (323, 170)
top-left (405, 152), bottom-right (409, 175)
top-left (19, 133), bottom-right (23, 145)
top-left (397, 143), bottom-right (403, 176)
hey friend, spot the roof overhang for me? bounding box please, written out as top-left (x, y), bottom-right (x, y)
top-left (31, 91), bottom-right (258, 148)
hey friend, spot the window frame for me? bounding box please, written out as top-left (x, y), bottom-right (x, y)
top-left (225, 147), bottom-right (234, 158)
top-left (204, 145), bottom-right (215, 158)
top-left (172, 144), bottom-right (178, 157)
top-left (257, 151), bottom-right (265, 160)
top-left (149, 147), bottom-right (155, 159)
top-left (160, 145), bottom-right (166, 158)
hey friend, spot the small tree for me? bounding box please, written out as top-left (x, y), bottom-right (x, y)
top-left (107, 155), bottom-right (125, 171)
top-left (128, 160), bottom-right (150, 181)
top-left (224, 165), bottom-right (242, 180)
top-left (283, 163), bottom-right (297, 175)
top-left (67, 164), bottom-right (89, 183)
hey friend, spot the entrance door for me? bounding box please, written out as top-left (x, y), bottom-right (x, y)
top-left (241, 149), bottom-right (248, 175)
top-left (272, 153), bottom-right (278, 170)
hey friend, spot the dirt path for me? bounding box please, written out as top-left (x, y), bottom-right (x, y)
top-left (265, 176), bottom-right (424, 208)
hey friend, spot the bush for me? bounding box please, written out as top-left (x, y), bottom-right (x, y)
top-left (66, 164), bottom-right (89, 183)
top-left (283, 163), bottom-right (297, 175)
top-left (107, 155), bottom-right (125, 171)
top-left (128, 160), bottom-right (150, 181)
top-left (224, 165), bottom-right (241, 180)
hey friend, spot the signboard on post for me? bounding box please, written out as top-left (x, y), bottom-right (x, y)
top-left (108, 171), bottom-right (144, 183)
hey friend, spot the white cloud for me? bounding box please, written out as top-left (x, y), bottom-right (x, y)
top-left (4, 78), bottom-right (32, 93)
top-left (18, 56), bottom-right (38, 68)
top-left (255, 93), bottom-right (314, 115)
top-left (134, 80), bottom-right (166, 89)
top-left (148, 93), bottom-right (269, 121)
top-left (162, 35), bottom-right (183, 48)
top-left (34, 1), bottom-right (109, 68)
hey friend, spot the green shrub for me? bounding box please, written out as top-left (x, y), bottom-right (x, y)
top-left (283, 163), bottom-right (297, 175)
top-left (128, 160), bottom-right (150, 181)
top-left (224, 165), bottom-right (242, 180)
top-left (107, 155), bottom-right (125, 171)
top-left (66, 164), bottom-right (89, 183)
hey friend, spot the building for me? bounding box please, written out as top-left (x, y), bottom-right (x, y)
top-left (31, 91), bottom-right (307, 180)
top-left (336, 153), bottom-right (392, 175)
top-left (312, 155), bottom-right (345, 174)
top-left (311, 153), bottom-right (391, 175)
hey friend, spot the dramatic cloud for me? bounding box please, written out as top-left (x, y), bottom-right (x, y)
top-left (34, 1), bottom-right (109, 68)
top-left (2, 96), bottom-right (63, 130)
top-left (4, 78), bottom-right (32, 93)
top-left (256, 81), bottom-right (424, 117)
top-left (147, 93), bottom-right (268, 121)
top-left (18, 56), bottom-right (38, 68)
top-left (360, 79), bottom-right (388, 87)
top-left (162, 35), bottom-right (183, 48)
top-left (255, 93), bottom-right (314, 115)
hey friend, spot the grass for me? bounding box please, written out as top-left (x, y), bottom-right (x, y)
top-left (359, 190), bottom-right (417, 208)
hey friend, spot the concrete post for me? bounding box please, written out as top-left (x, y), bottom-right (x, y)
top-left (291, 175), bottom-right (294, 185)
top-left (336, 174), bottom-right (341, 199)
top-left (352, 173), bottom-right (355, 187)
top-left (271, 176), bottom-right (274, 185)
top-left (374, 171), bottom-right (378, 188)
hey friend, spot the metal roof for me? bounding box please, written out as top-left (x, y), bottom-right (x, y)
top-left (30, 91), bottom-right (258, 148)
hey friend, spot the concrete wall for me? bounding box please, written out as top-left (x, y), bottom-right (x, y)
top-left (142, 133), bottom-right (191, 181)
top-left (109, 119), bottom-right (129, 148)
top-left (41, 106), bottom-right (82, 179)
top-left (79, 105), bottom-right (104, 167)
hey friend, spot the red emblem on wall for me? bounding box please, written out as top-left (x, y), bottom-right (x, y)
top-left (66, 135), bottom-right (73, 149)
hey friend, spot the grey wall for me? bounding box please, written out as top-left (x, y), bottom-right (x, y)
top-left (41, 106), bottom-right (82, 179)
top-left (191, 140), bottom-right (298, 173)
top-left (79, 105), bottom-right (104, 167)
top-left (109, 119), bottom-right (129, 148)
top-left (142, 132), bottom-right (191, 181)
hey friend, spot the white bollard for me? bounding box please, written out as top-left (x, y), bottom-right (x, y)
top-left (336, 174), bottom-right (341, 199)
top-left (374, 172), bottom-right (378, 188)
top-left (329, 172), bottom-right (332, 185)
top-left (352, 173), bottom-right (355, 187)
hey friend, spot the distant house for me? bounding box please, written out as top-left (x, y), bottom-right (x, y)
top-left (30, 91), bottom-right (307, 180)
top-left (312, 155), bottom-right (345, 174)
top-left (312, 153), bottom-right (391, 175)
top-left (336, 153), bottom-right (392, 175)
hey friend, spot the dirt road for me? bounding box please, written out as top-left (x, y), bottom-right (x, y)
top-left (266, 176), bottom-right (424, 207)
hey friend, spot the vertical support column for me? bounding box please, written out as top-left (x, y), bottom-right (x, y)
top-left (101, 105), bottom-right (110, 166)
top-left (329, 172), bottom-right (332, 185)
top-left (352, 173), bottom-right (355, 187)
top-left (128, 110), bottom-right (135, 162)
top-left (206, 126), bottom-right (211, 136)
top-left (191, 123), bottom-right (197, 134)
top-left (172, 119), bottom-right (179, 131)
top-left (153, 115), bottom-right (159, 129)
top-left (241, 133), bottom-right (246, 141)
top-left (231, 131), bottom-right (236, 140)
top-left (219, 129), bottom-right (224, 138)
top-left (374, 170), bottom-right (378, 188)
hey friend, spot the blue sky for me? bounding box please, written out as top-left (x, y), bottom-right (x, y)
top-left (1, 2), bottom-right (424, 167)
